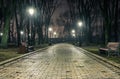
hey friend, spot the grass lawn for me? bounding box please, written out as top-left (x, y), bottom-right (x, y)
top-left (82, 46), bottom-right (120, 64)
top-left (0, 44), bottom-right (49, 62)
top-left (0, 48), bottom-right (21, 62)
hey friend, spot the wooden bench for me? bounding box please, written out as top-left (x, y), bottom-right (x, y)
top-left (99, 42), bottom-right (120, 57)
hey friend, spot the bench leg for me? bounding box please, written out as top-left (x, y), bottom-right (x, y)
top-left (117, 52), bottom-right (120, 56)
top-left (107, 51), bottom-right (110, 57)
top-left (108, 51), bottom-right (120, 57)
top-left (99, 50), bottom-right (104, 54)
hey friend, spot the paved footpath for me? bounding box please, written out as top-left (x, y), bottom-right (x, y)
top-left (0, 44), bottom-right (120, 79)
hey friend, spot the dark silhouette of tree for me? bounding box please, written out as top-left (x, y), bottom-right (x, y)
top-left (0, 0), bottom-right (15, 48)
top-left (43, 0), bottom-right (61, 43)
top-left (0, 0), bottom-right (119, 48)
top-left (67, 0), bottom-right (97, 45)
top-left (98, 0), bottom-right (119, 44)
top-left (57, 11), bottom-right (72, 37)
top-left (0, 0), bottom-right (61, 47)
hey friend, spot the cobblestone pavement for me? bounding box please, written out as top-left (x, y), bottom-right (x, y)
top-left (0, 44), bottom-right (120, 79)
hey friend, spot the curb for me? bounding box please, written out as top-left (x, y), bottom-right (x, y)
top-left (77, 47), bottom-right (120, 69)
top-left (0, 47), bottom-right (48, 66)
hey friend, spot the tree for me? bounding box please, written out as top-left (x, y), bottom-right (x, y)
top-left (58, 11), bottom-right (72, 37)
top-left (67, 0), bottom-right (97, 45)
top-left (98, 0), bottom-right (119, 44)
top-left (1, 0), bottom-right (15, 48)
top-left (43, 0), bottom-right (61, 42)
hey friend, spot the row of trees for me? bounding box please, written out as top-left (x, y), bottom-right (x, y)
top-left (0, 0), bottom-right (119, 48)
top-left (0, 0), bottom-right (60, 48)
top-left (64, 0), bottom-right (120, 45)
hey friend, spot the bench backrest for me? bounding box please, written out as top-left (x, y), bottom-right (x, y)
top-left (107, 42), bottom-right (120, 50)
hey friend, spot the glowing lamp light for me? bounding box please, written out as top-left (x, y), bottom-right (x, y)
top-left (29, 34), bottom-right (31, 36)
top-left (72, 34), bottom-right (76, 37)
top-left (72, 29), bottom-right (75, 34)
top-left (54, 32), bottom-right (57, 35)
top-left (0, 33), bottom-right (3, 36)
top-left (78, 21), bottom-right (83, 27)
top-left (28, 8), bottom-right (35, 16)
top-left (49, 27), bottom-right (52, 32)
top-left (20, 31), bottom-right (24, 35)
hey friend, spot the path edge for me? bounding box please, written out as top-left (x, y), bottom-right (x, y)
top-left (77, 47), bottom-right (120, 69)
top-left (0, 47), bottom-right (48, 66)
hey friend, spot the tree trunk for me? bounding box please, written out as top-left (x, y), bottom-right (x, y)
top-left (14, 6), bottom-right (21, 46)
top-left (114, 0), bottom-right (118, 42)
top-left (38, 26), bottom-right (43, 44)
top-left (1, 15), bottom-right (11, 48)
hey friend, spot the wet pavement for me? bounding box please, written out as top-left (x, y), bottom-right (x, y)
top-left (0, 43), bottom-right (120, 79)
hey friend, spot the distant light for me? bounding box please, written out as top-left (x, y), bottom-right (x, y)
top-left (72, 29), bottom-right (75, 34)
top-left (20, 31), bottom-right (24, 35)
top-left (78, 21), bottom-right (83, 27)
top-left (29, 34), bottom-right (31, 36)
top-left (54, 32), bottom-right (56, 35)
top-left (72, 34), bottom-right (76, 37)
top-left (0, 33), bottom-right (3, 36)
top-left (49, 27), bottom-right (52, 32)
top-left (28, 7), bottom-right (35, 16)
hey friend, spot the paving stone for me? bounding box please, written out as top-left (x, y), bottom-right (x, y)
top-left (0, 44), bottom-right (120, 79)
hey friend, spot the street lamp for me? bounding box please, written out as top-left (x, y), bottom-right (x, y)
top-left (28, 7), bottom-right (35, 16)
top-left (29, 33), bottom-right (31, 36)
top-left (72, 34), bottom-right (76, 37)
top-left (27, 7), bottom-right (36, 46)
top-left (78, 21), bottom-right (83, 27)
top-left (54, 32), bottom-right (56, 35)
top-left (72, 29), bottom-right (75, 34)
top-left (0, 33), bottom-right (3, 36)
top-left (53, 32), bottom-right (57, 43)
top-left (53, 32), bottom-right (57, 38)
top-left (20, 31), bottom-right (24, 35)
top-left (71, 30), bottom-right (76, 44)
top-left (71, 29), bottom-right (76, 37)
top-left (0, 33), bottom-right (3, 42)
top-left (48, 27), bottom-right (53, 43)
top-left (78, 21), bottom-right (83, 46)
top-left (49, 27), bottom-right (52, 32)
top-left (20, 31), bottom-right (24, 42)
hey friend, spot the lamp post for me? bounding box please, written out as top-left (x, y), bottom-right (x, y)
top-left (0, 32), bottom-right (3, 36)
top-left (78, 21), bottom-right (83, 46)
top-left (53, 32), bottom-right (57, 38)
top-left (72, 33), bottom-right (76, 37)
top-left (53, 32), bottom-right (57, 43)
top-left (20, 31), bottom-right (24, 42)
top-left (71, 29), bottom-right (76, 44)
top-left (78, 21), bottom-right (83, 27)
top-left (28, 7), bottom-right (35, 16)
top-left (27, 7), bottom-right (35, 46)
top-left (0, 32), bottom-right (3, 43)
top-left (48, 27), bottom-right (53, 43)
top-left (72, 29), bottom-right (75, 34)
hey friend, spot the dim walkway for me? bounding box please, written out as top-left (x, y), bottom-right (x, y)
top-left (0, 44), bottom-right (120, 79)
